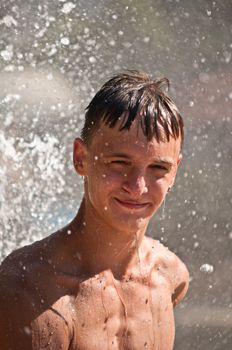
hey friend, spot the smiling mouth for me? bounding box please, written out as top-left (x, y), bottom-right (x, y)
top-left (114, 198), bottom-right (150, 210)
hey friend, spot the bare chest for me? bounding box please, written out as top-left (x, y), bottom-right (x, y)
top-left (68, 271), bottom-right (175, 350)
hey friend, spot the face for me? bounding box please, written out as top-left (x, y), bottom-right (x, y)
top-left (74, 121), bottom-right (182, 233)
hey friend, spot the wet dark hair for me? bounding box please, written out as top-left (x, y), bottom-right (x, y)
top-left (81, 70), bottom-right (184, 148)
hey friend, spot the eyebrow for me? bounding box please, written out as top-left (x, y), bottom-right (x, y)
top-left (105, 153), bottom-right (130, 158)
top-left (104, 153), bottom-right (175, 166)
top-left (156, 157), bottom-right (175, 166)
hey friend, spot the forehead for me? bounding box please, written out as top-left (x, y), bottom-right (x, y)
top-left (88, 121), bottom-right (181, 161)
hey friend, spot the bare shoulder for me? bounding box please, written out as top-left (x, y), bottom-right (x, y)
top-left (0, 235), bottom-right (50, 288)
top-left (143, 236), bottom-right (189, 306)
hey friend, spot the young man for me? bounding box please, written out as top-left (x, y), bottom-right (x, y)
top-left (0, 71), bottom-right (189, 350)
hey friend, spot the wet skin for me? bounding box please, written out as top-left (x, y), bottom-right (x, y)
top-left (0, 122), bottom-right (189, 350)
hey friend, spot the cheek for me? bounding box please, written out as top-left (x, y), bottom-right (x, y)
top-left (86, 166), bottom-right (123, 200)
top-left (150, 178), bottom-right (169, 202)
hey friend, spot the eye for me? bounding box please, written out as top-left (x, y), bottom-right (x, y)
top-left (150, 164), bottom-right (169, 171)
top-left (104, 159), bottom-right (130, 168)
top-left (111, 160), bottom-right (128, 164)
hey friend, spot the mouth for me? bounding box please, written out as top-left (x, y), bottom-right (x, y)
top-left (114, 198), bottom-right (150, 210)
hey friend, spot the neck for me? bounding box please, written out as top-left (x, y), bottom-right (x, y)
top-left (68, 199), bottom-right (148, 277)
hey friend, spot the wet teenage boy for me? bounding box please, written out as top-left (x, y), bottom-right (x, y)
top-left (0, 71), bottom-right (189, 350)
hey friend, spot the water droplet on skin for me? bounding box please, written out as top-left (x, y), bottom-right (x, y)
top-left (200, 263), bottom-right (214, 273)
top-left (67, 230), bottom-right (72, 235)
top-left (76, 252), bottom-right (82, 260)
top-left (94, 156), bottom-right (98, 160)
top-left (104, 206), bottom-right (108, 211)
top-left (41, 298), bottom-right (44, 304)
top-left (24, 326), bottom-right (31, 335)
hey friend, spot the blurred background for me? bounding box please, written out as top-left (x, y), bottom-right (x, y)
top-left (0, 0), bottom-right (231, 349)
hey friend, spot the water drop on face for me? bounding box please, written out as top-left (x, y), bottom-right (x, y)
top-left (94, 156), bottom-right (98, 160)
top-left (104, 206), bottom-right (108, 211)
top-left (67, 230), bottom-right (72, 235)
top-left (200, 263), bottom-right (214, 273)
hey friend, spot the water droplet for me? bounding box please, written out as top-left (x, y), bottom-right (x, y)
top-left (67, 229), bottom-right (72, 235)
top-left (60, 37), bottom-right (70, 45)
top-left (61, 2), bottom-right (76, 14)
top-left (24, 326), bottom-right (31, 335)
top-left (143, 37), bottom-right (150, 43)
top-left (76, 252), bottom-right (82, 260)
top-left (89, 56), bottom-right (96, 63)
top-left (200, 263), bottom-right (214, 273)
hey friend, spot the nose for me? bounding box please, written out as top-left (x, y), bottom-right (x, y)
top-left (122, 169), bottom-right (148, 196)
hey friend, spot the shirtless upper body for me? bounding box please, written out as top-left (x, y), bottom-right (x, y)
top-left (0, 227), bottom-right (188, 350)
top-left (0, 71), bottom-right (189, 350)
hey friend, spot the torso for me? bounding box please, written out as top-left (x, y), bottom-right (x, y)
top-left (1, 235), bottom-right (185, 350)
top-left (65, 266), bottom-right (175, 350)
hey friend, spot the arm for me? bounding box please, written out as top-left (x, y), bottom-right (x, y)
top-left (171, 257), bottom-right (189, 307)
top-left (0, 252), bottom-right (72, 350)
top-left (0, 279), bottom-right (32, 350)
top-left (0, 291), bottom-right (72, 350)
top-left (32, 308), bottom-right (72, 350)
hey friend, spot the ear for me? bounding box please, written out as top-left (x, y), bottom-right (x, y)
top-left (169, 153), bottom-right (182, 190)
top-left (73, 138), bottom-right (87, 176)
top-left (177, 152), bottom-right (182, 167)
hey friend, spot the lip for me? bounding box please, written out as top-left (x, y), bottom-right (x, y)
top-left (114, 198), bottom-right (150, 210)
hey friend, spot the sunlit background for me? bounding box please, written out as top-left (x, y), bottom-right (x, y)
top-left (0, 1), bottom-right (231, 349)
